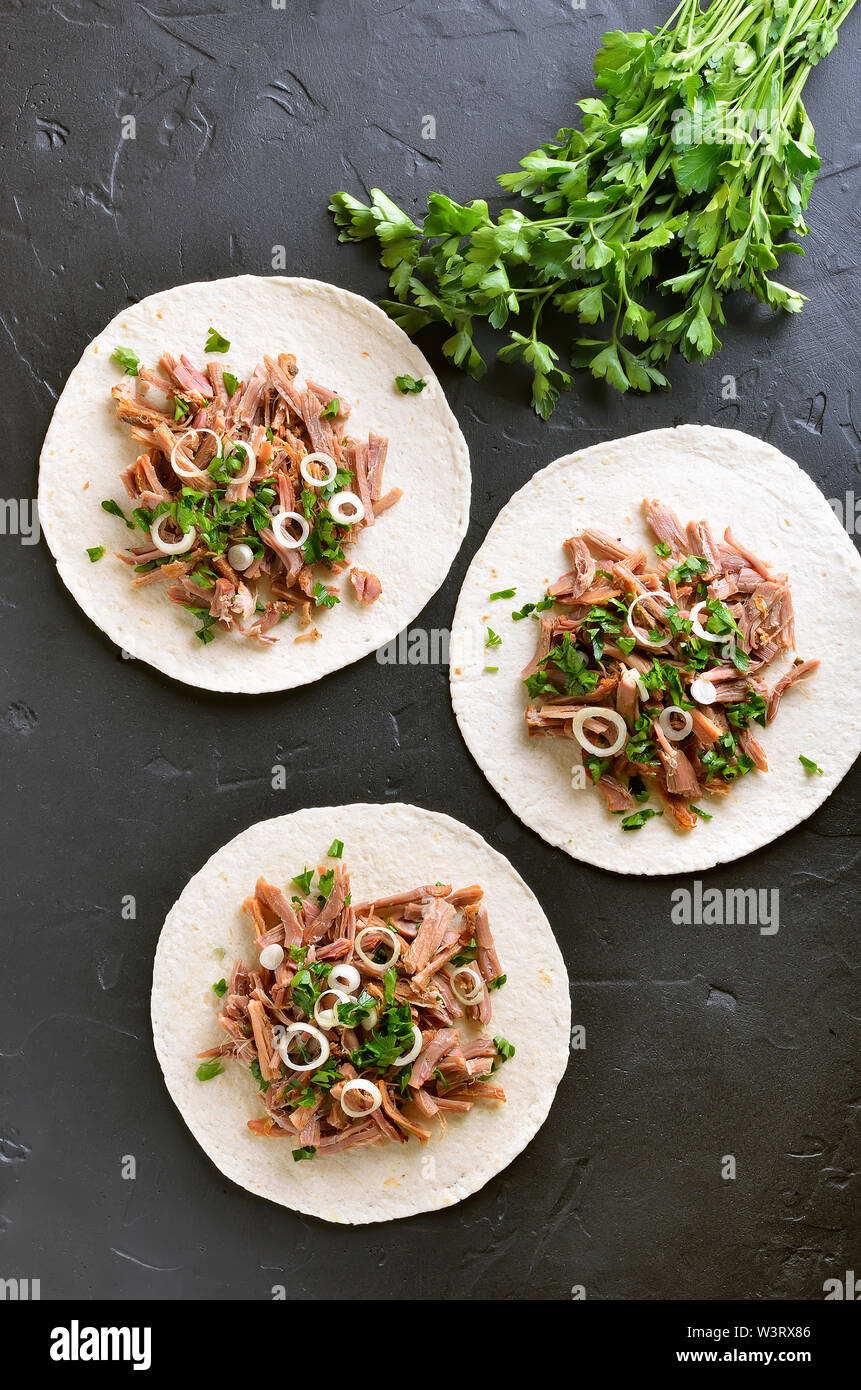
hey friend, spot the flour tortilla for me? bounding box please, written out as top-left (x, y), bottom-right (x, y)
top-left (38, 276), bottom-right (470, 693)
top-left (450, 426), bottom-right (861, 875)
top-left (151, 803), bottom-right (570, 1224)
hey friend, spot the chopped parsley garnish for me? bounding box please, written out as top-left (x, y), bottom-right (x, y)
top-left (799, 754), bottom-right (823, 775)
top-left (488, 974), bottom-right (507, 991)
top-left (173, 397), bottom-right (190, 421)
top-left (654, 541), bottom-right (671, 558)
top-left (212, 978), bottom-right (228, 997)
top-left (493, 1035), bottom-right (515, 1061)
top-left (395, 374), bottom-right (426, 394)
top-left (485, 626), bottom-right (502, 647)
top-left (326, 838), bottom-right (344, 858)
top-left (620, 807), bottom-right (662, 830)
top-left (320, 396), bottom-right (340, 419)
top-left (726, 691), bottom-right (767, 729)
top-left (196, 1059), bottom-right (224, 1081)
top-left (101, 498), bottom-right (133, 528)
top-left (205, 327), bottom-right (230, 353)
top-left (666, 555), bottom-right (708, 586)
top-left (86, 545), bottom-right (105, 562)
top-left (336, 989), bottom-right (376, 1026)
top-left (317, 868), bottom-right (335, 903)
top-left (250, 1058), bottom-right (267, 1092)
top-left (351, 1001), bottom-right (415, 1071)
top-left (222, 370), bottom-right (239, 397)
top-left (585, 756), bottom-right (611, 785)
top-left (689, 803), bottom-right (713, 821)
top-left (292, 867), bottom-right (315, 895)
top-left (490, 588), bottom-right (516, 600)
top-left (313, 581), bottom-right (339, 609)
top-left (512, 595), bottom-right (555, 621)
top-left (110, 346), bottom-right (140, 376)
top-left (291, 968), bottom-right (321, 1019)
top-left (292, 1146), bottom-right (316, 1162)
top-left (526, 632), bottom-right (600, 699)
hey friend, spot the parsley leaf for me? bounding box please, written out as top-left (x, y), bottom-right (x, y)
top-left (196, 1060), bottom-right (224, 1081)
top-left (110, 346), bottom-right (140, 376)
top-left (799, 754), bottom-right (823, 775)
top-left (205, 327), bottom-right (230, 353)
top-left (395, 374), bottom-right (426, 394)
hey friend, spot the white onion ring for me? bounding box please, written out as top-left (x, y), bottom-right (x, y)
top-left (659, 705), bottom-right (693, 742)
top-left (275, 1023), bottom-right (330, 1072)
top-left (689, 601), bottom-right (725, 644)
top-left (299, 452), bottom-right (337, 488)
top-left (447, 963), bottom-right (484, 1007)
top-left (360, 1007), bottom-right (379, 1032)
top-left (271, 509), bottom-right (310, 549)
top-left (328, 490), bottom-right (365, 525)
top-left (258, 943), bottom-right (284, 971)
top-left (571, 707), bottom-right (628, 758)
top-left (354, 924), bottom-right (401, 969)
top-left (393, 1024), bottom-right (423, 1068)
top-left (150, 512), bottom-right (196, 555)
top-left (340, 1078), bottom-right (382, 1118)
top-left (327, 963), bottom-right (361, 993)
top-left (223, 438), bottom-right (256, 484)
top-left (628, 667), bottom-right (650, 702)
top-left (313, 988), bottom-right (352, 1031)
top-left (689, 676), bottom-right (717, 704)
top-left (626, 589), bottom-right (674, 649)
top-left (169, 427), bottom-right (221, 481)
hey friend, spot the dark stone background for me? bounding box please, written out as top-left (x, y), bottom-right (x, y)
top-left (1, 0), bottom-right (858, 1301)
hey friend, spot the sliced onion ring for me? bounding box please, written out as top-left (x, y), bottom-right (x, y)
top-left (689, 676), bottom-right (717, 704)
top-left (689, 601), bottom-right (725, 644)
top-left (313, 988), bottom-right (352, 1031)
top-left (659, 705), bottom-right (693, 742)
top-left (571, 707), bottom-right (628, 759)
top-left (275, 1022), bottom-right (330, 1072)
top-left (628, 666), bottom-right (649, 702)
top-left (150, 512), bottom-right (196, 555)
top-left (626, 589), bottom-right (674, 649)
top-left (299, 452), bottom-right (337, 488)
top-left (223, 438), bottom-right (256, 484)
top-left (271, 509), bottom-right (310, 549)
top-left (354, 924), bottom-right (401, 969)
top-left (447, 963), bottom-right (484, 1007)
top-left (169, 427), bottom-right (221, 481)
top-left (328, 490), bottom-right (365, 525)
top-left (393, 1024), bottom-right (423, 1068)
top-left (328, 962), bottom-right (361, 993)
top-left (340, 1078), bottom-right (382, 1118)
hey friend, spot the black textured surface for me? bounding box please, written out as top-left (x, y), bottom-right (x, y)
top-left (2, 0), bottom-right (859, 1301)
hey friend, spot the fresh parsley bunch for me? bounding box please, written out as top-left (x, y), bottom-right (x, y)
top-left (330, 0), bottom-right (855, 415)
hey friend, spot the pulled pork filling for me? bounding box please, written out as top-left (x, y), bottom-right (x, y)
top-left (197, 855), bottom-right (510, 1159)
top-left (108, 350), bottom-right (401, 645)
top-left (523, 498), bottom-right (819, 831)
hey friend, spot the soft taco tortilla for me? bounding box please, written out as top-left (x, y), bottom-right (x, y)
top-left (450, 426), bottom-right (861, 875)
top-left (151, 803), bottom-right (570, 1224)
top-left (38, 276), bottom-right (470, 692)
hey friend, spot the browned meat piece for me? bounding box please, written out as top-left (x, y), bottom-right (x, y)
top-left (349, 568), bottom-right (382, 604)
top-left (766, 658), bottom-right (820, 722)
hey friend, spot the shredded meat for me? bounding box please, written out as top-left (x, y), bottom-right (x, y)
top-left (521, 500), bottom-right (816, 832)
top-left (108, 348), bottom-right (402, 644)
top-left (200, 855), bottom-right (509, 1160)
